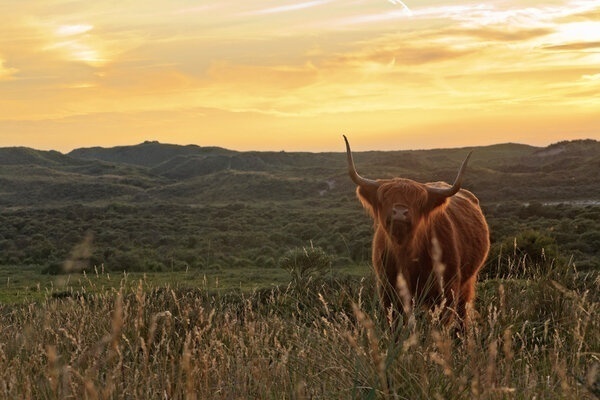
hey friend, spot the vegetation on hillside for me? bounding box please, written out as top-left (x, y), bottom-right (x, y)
top-left (0, 200), bottom-right (599, 274)
top-left (1, 139), bottom-right (599, 273)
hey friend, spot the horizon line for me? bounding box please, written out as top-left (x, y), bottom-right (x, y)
top-left (1, 137), bottom-right (598, 155)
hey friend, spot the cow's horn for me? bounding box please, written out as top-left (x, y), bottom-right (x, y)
top-left (343, 135), bottom-right (380, 189)
top-left (428, 151), bottom-right (472, 198)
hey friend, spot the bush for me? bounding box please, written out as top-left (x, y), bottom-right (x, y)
top-left (486, 230), bottom-right (560, 278)
top-left (511, 230), bottom-right (559, 264)
top-left (279, 245), bottom-right (332, 290)
top-left (41, 261), bottom-right (64, 275)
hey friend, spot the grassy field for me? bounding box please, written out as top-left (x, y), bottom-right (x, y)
top-left (0, 257), bottom-right (598, 399)
top-left (1, 140), bottom-right (598, 398)
top-left (0, 263), bottom-right (370, 303)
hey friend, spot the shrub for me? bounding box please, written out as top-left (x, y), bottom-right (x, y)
top-left (485, 229), bottom-right (560, 278)
top-left (279, 245), bottom-right (332, 290)
top-left (41, 261), bottom-right (64, 275)
top-left (515, 230), bottom-right (559, 263)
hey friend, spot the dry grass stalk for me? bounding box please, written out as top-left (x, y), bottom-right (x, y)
top-left (0, 256), bottom-right (596, 399)
top-left (352, 303), bottom-right (389, 396)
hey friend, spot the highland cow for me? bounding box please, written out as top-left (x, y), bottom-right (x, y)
top-left (344, 135), bottom-right (489, 328)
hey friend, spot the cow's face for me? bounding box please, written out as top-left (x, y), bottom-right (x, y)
top-left (374, 179), bottom-right (428, 241)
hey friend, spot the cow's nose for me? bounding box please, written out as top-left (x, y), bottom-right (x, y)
top-left (392, 206), bottom-right (409, 221)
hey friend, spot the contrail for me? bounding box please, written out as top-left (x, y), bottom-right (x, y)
top-left (388, 0), bottom-right (412, 16)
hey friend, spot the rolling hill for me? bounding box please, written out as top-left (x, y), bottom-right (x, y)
top-left (1, 139), bottom-right (598, 208)
top-left (0, 147), bottom-right (81, 167)
top-left (68, 140), bottom-right (235, 168)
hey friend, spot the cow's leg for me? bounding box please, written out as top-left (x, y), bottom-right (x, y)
top-left (457, 276), bottom-right (477, 329)
top-left (373, 249), bottom-right (406, 331)
top-left (375, 271), bottom-right (404, 331)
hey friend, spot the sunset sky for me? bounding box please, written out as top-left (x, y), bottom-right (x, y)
top-left (1, 0), bottom-right (599, 152)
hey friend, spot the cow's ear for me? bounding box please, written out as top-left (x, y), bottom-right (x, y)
top-left (356, 185), bottom-right (379, 216)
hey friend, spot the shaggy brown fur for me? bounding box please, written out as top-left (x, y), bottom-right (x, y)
top-left (344, 136), bottom-right (490, 328)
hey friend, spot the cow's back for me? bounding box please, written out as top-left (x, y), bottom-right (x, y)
top-left (443, 189), bottom-right (490, 280)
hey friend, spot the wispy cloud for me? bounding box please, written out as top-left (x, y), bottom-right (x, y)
top-left (0, 58), bottom-right (18, 80)
top-left (171, 5), bottom-right (220, 15)
top-left (388, 0), bottom-right (413, 16)
top-left (243, 0), bottom-right (331, 16)
top-left (42, 24), bottom-right (107, 67)
top-left (558, 0), bottom-right (600, 21)
top-left (450, 27), bottom-right (553, 42)
top-left (56, 24), bottom-right (92, 36)
top-left (582, 73), bottom-right (600, 81)
top-left (544, 41), bottom-right (600, 50)
top-left (328, 40), bottom-right (476, 68)
top-left (334, 9), bottom-right (411, 26)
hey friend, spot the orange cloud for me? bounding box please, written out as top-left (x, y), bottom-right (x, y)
top-left (544, 41), bottom-right (600, 50)
top-left (448, 27), bottom-right (553, 42)
top-left (0, 58), bottom-right (18, 80)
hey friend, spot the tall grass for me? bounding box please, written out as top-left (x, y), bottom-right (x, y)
top-left (0, 258), bottom-right (598, 399)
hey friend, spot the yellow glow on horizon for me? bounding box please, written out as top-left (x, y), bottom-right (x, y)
top-left (0, 0), bottom-right (598, 152)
